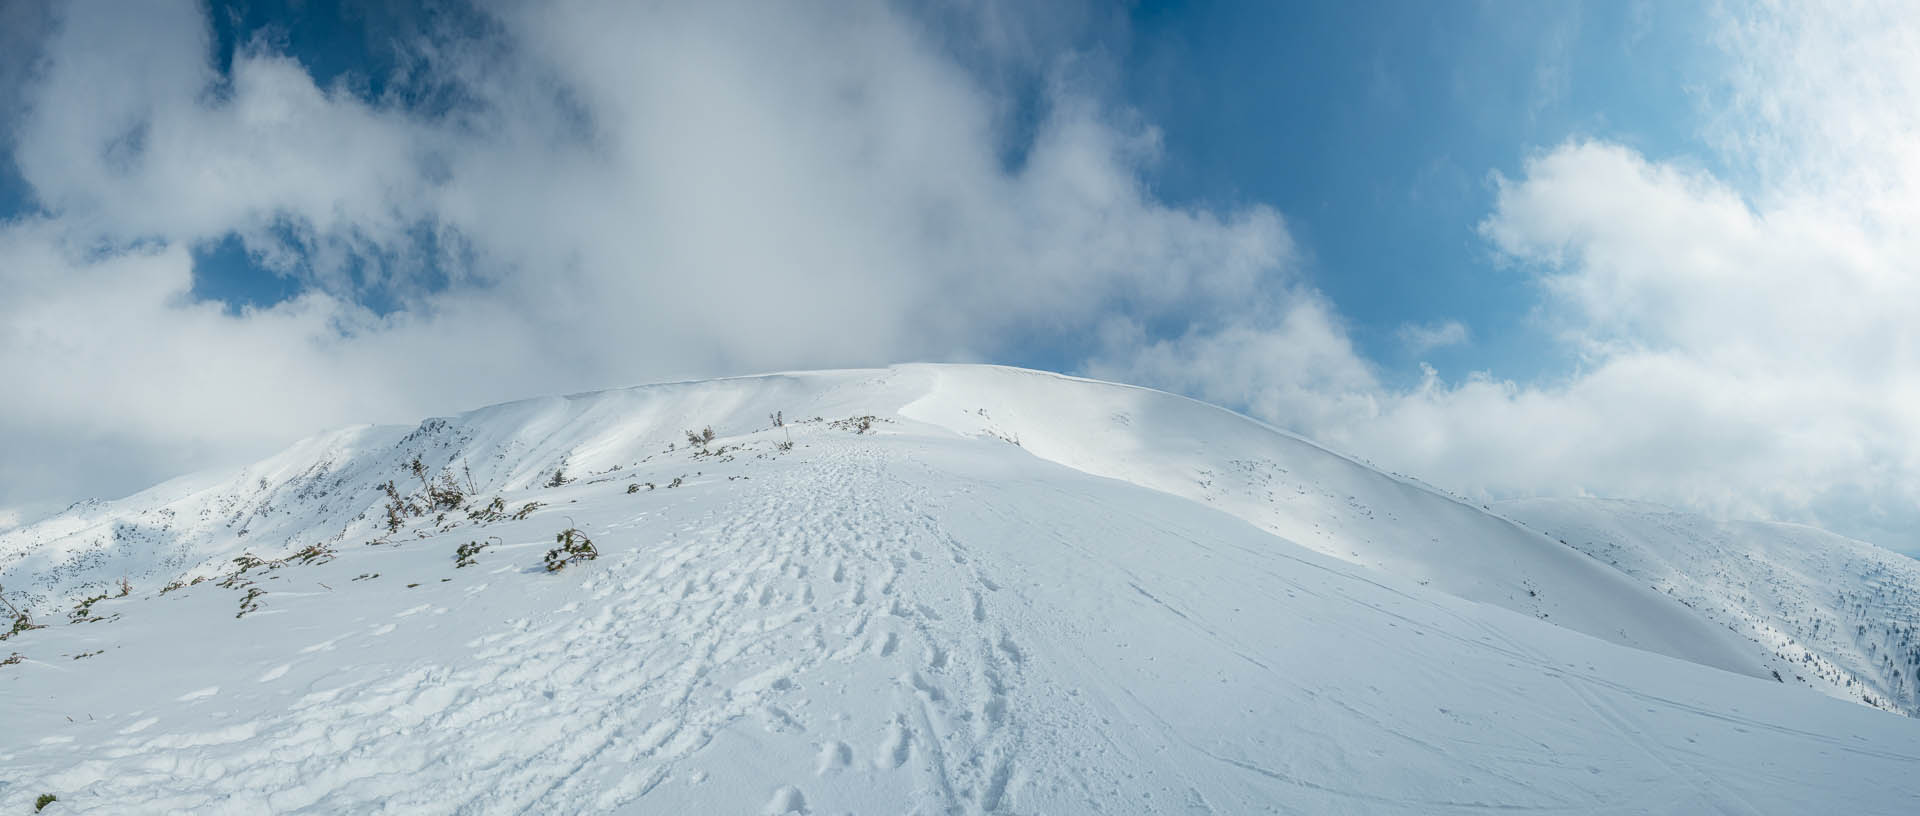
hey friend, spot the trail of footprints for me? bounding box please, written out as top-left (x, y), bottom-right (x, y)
top-left (66, 445), bottom-right (1029, 814)
top-left (778, 448), bottom-right (1030, 813)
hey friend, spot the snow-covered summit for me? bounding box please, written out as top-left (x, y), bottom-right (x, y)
top-left (3, 364), bottom-right (1918, 813)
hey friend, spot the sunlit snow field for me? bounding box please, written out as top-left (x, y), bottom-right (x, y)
top-left (4, 366), bottom-right (1918, 813)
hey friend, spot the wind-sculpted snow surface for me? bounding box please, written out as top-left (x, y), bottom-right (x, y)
top-left (2, 365), bottom-right (1918, 812)
top-left (1502, 496), bottom-right (1920, 717)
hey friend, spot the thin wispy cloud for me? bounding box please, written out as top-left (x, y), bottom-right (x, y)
top-left (1396, 320), bottom-right (1471, 355)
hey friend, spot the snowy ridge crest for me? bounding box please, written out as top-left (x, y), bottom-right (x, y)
top-left (4, 365), bottom-right (1766, 678)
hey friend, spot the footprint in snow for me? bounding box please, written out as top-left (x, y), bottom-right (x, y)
top-left (763, 785), bottom-right (809, 815)
top-left (815, 741), bottom-right (853, 775)
top-left (875, 717), bottom-right (911, 769)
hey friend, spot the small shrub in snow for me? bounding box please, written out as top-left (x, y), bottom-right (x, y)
top-left (426, 472), bottom-right (467, 511)
top-left (289, 542), bottom-right (336, 566)
top-left (829, 415), bottom-right (885, 434)
top-left (0, 586), bottom-right (43, 641)
top-left (2, 652), bottom-right (22, 668)
top-left (545, 463), bottom-right (572, 488)
top-left (512, 501), bottom-right (544, 521)
top-left (544, 528), bottom-right (599, 572)
top-left (236, 587), bottom-right (266, 618)
top-left (70, 592), bottom-right (111, 624)
top-left (35, 793), bottom-right (56, 811)
top-left (218, 554), bottom-right (264, 588)
top-left (468, 496), bottom-right (507, 522)
top-left (382, 458), bottom-right (472, 529)
top-left (626, 483), bottom-right (640, 494)
top-left (380, 481), bottom-right (414, 533)
top-left (455, 539), bottom-right (491, 568)
top-left (3, 614), bottom-right (39, 640)
top-left (686, 427), bottom-right (716, 449)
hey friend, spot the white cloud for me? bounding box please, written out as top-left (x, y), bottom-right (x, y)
top-left (0, 0), bottom-right (1314, 510)
top-left (10, 0), bottom-right (1919, 557)
top-left (1385, 0), bottom-right (1920, 551)
top-left (1084, 296), bottom-right (1383, 438)
top-left (1094, 1), bottom-right (1920, 553)
top-left (1420, 132), bottom-right (1920, 548)
top-left (1396, 320), bottom-right (1471, 355)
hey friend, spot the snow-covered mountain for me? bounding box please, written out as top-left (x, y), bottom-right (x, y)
top-left (3, 364), bottom-right (1918, 813)
top-left (0, 366), bottom-right (1770, 677)
top-left (1501, 496), bottom-right (1920, 717)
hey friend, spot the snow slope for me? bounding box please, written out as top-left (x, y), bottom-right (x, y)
top-left (1501, 496), bottom-right (1920, 717)
top-left (2, 364), bottom-right (1917, 813)
top-left (1, 365), bottom-right (1772, 679)
top-left (899, 366), bottom-right (1770, 677)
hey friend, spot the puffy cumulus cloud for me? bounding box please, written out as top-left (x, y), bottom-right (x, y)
top-left (1392, 0), bottom-right (1920, 552)
top-left (1428, 134), bottom-right (1920, 549)
top-left (1084, 296), bottom-right (1383, 438)
top-left (1106, 1), bottom-right (1920, 553)
top-left (0, 0), bottom-right (1327, 511)
top-left (15, 3), bottom-right (435, 268)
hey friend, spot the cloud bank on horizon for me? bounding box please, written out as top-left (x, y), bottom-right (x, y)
top-left (1, 0), bottom-right (1916, 553)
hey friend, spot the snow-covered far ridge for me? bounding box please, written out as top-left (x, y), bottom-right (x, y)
top-left (1500, 496), bottom-right (1920, 717)
top-left (3, 364), bottom-right (1920, 813)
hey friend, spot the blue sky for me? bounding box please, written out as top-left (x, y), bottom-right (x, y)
top-left (3, 0), bottom-right (1919, 554)
top-left (1119, 0), bottom-right (1718, 382)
